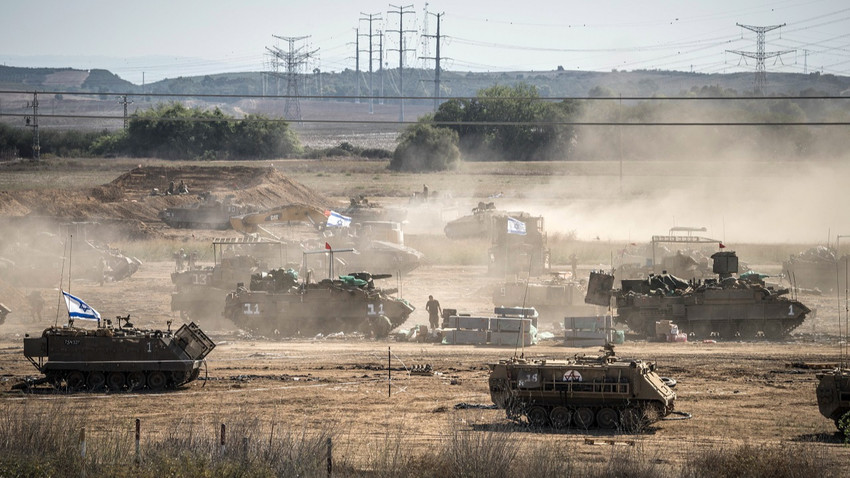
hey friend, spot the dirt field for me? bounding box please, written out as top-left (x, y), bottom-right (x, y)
top-left (0, 159), bottom-right (849, 471)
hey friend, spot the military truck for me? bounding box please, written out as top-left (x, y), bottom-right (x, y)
top-left (488, 213), bottom-right (549, 277)
top-left (23, 317), bottom-right (215, 391)
top-left (783, 245), bottom-right (849, 292)
top-left (488, 345), bottom-right (676, 430)
top-left (586, 250), bottom-right (811, 339)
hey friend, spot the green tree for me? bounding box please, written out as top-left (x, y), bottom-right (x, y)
top-left (390, 122), bottom-right (460, 172)
top-left (432, 83), bottom-right (579, 161)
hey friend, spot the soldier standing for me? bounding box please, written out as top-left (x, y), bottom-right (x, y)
top-left (28, 291), bottom-right (44, 322)
top-left (426, 295), bottom-right (442, 330)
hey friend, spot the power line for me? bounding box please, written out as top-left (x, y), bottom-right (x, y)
top-left (267, 35), bottom-right (319, 121)
top-left (422, 11), bottom-right (446, 111)
top-left (359, 12), bottom-right (382, 114)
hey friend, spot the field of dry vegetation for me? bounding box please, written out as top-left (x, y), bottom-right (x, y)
top-left (0, 157), bottom-right (848, 476)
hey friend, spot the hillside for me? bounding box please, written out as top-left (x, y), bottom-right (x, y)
top-left (2, 64), bottom-right (849, 98)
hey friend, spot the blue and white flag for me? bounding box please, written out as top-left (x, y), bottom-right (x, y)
top-left (507, 217), bottom-right (527, 235)
top-left (326, 211), bottom-right (352, 228)
top-left (62, 291), bottom-right (101, 323)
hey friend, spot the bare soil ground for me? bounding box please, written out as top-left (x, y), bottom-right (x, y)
top-left (0, 159), bottom-right (848, 469)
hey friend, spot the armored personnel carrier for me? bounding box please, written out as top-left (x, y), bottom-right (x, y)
top-left (586, 250), bottom-right (811, 339)
top-left (488, 345), bottom-right (676, 430)
top-left (816, 368), bottom-right (850, 431)
top-left (224, 268), bottom-right (415, 337)
top-left (23, 317), bottom-right (215, 391)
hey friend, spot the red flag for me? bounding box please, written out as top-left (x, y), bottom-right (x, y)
top-left (719, 242), bottom-right (726, 249)
top-left (325, 242), bottom-right (332, 250)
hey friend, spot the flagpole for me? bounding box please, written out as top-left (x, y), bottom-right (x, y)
top-left (68, 234), bottom-right (72, 295)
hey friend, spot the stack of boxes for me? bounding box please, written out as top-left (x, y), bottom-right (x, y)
top-left (442, 308), bottom-right (537, 346)
top-left (655, 320), bottom-right (687, 342)
top-left (563, 315), bottom-right (613, 347)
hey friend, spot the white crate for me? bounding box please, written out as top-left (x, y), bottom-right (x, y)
top-left (491, 317), bottom-right (533, 332)
top-left (489, 331), bottom-right (533, 346)
top-left (446, 316), bottom-right (490, 330)
top-left (442, 329), bottom-right (488, 345)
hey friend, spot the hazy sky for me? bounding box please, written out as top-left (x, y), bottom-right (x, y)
top-left (2, 0), bottom-right (849, 84)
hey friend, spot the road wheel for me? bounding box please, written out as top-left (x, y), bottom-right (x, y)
top-left (738, 321), bottom-right (760, 340)
top-left (147, 371), bottom-right (167, 391)
top-left (127, 372), bottom-right (146, 391)
top-left (526, 406), bottom-right (550, 427)
top-left (107, 372), bottom-right (126, 391)
top-left (66, 371), bottom-right (85, 391)
top-left (550, 407), bottom-right (572, 428)
top-left (86, 372), bottom-right (106, 391)
top-left (596, 408), bottom-right (619, 429)
top-left (718, 322), bottom-right (738, 340)
top-left (575, 407), bottom-right (595, 429)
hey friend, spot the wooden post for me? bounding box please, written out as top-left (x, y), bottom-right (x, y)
top-left (220, 423), bottom-right (226, 455)
top-left (242, 436), bottom-right (249, 459)
top-left (387, 346), bottom-right (391, 398)
top-left (326, 437), bottom-right (333, 477)
top-left (135, 418), bottom-right (141, 465)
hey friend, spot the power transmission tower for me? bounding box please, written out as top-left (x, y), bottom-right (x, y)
top-left (267, 35), bottom-right (319, 121)
top-left (387, 4), bottom-right (416, 122)
top-left (25, 92), bottom-right (39, 160)
top-left (419, 2), bottom-right (430, 69)
top-left (360, 12), bottom-right (382, 114)
top-left (422, 11), bottom-right (447, 111)
top-left (118, 95), bottom-right (133, 130)
top-left (727, 23), bottom-right (793, 95)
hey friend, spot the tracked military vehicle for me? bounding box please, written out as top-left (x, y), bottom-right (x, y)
top-left (488, 345), bottom-right (676, 430)
top-left (224, 265), bottom-right (415, 338)
top-left (23, 317), bottom-right (215, 391)
top-left (494, 272), bottom-right (597, 324)
top-left (586, 250), bottom-right (811, 339)
top-left (159, 193), bottom-right (253, 229)
top-left (816, 368), bottom-right (850, 431)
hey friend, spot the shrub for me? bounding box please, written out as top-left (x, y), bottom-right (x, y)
top-left (389, 123), bottom-right (460, 172)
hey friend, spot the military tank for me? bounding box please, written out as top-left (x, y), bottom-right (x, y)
top-left (586, 250), bottom-right (811, 339)
top-left (224, 268), bottom-right (415, 337)
top-left (783, 245), bottom-right (849, 292)
top-left (487, 345), bottom-right (676, 430)
top-left (22, 317), bottom-right (215, 391)
top-left (159, 193), bottom-right (253, 229)
top-left (493, 272), bottom-right (597, 324)
top-left (172, 254), bottom-right (262, 320)
top-left (444, 202), bottom-right (501, 239)
top-left (816, 368), bottom-right (850, 431)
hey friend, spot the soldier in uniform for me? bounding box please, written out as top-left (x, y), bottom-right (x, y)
top-left (28, 291), bottom-right (44, 322)
top-left (426, 295), bottom-right (442, 330)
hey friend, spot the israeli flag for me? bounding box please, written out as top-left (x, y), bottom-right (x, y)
top-left (326, 211), bottom-right (352, 228)
top-left (507, 216), bottom-right (527, 235)
top-left (62, 291), bottom-right (101, 323)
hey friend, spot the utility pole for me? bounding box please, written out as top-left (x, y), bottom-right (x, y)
top-left (354, 28), bottom-right (361, 103)
top-left (267, 35), bottom-right (319, 121)
top-left (422, 11), bottom-right (446, 111)
top-left (25, 92), bottom-right (39, 160)
top-left (379, 31), bottom-right (385, 104)
top-left (118, 95), bottom-right (133, 130)
top-left (387, 4), bottom-right (416, 122)
top-left (360, 12), bottom-right (382, 114)
top-left (420, 2), bottom-right (430, 68)
top-left (727, 23), bottom-right (793, 96)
